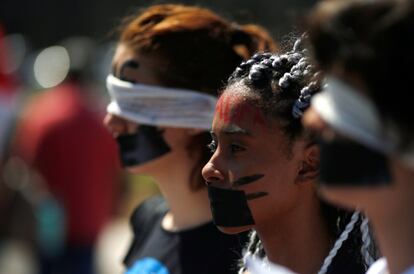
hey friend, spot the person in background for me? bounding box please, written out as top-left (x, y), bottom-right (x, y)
top-left (304, 0), bottom-right (414, 273)
top-left (103, 4), bottom-right (277, 274)
top-left (0, 23), bottom-right (19, 162)
top-left (13, 37), bottom-right (121, 274)
top-left (0, 23), bottom-right (39, 274)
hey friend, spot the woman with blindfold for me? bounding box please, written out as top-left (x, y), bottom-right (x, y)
top-left (202, 38), bottom-right (374, 274)
top-left (304, 0), bottom-right (414, 274)
top-left (103, 4), bottom-right (277, 274)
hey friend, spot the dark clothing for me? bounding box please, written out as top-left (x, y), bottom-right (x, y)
top-left (124, 196), bottom-right (247, 274)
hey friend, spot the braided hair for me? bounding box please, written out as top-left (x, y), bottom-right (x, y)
top-left (223, 37), bottom-right (377, 274)
top-left (226, 38), bottom-right (321, 148)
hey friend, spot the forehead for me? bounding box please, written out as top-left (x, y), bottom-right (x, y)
top-left (112, 44), bottom-right (163, 85)
top-left (112, 44), bottom-right (135, 66)
top-left (214, 90), bottom-right (295, 157)
top-left (214, 90), bottom-right (268, 130)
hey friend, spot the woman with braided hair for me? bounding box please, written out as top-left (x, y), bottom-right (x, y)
top-left (103, 4), bottom-right (277, 274)
top-left (202, 38), bottom-right (374, 274)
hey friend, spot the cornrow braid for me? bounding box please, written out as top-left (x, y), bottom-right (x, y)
top-left (226, 36), bottom-right (322, 142)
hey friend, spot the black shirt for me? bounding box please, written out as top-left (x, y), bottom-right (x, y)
top-left (124, 196), bottom-right (247, 274)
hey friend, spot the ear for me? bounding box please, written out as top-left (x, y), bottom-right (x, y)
top-left (296, 143), bottom-right (320, 184)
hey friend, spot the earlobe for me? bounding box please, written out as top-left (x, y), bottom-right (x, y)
top-left (296, 144), bottom-right (320, 184)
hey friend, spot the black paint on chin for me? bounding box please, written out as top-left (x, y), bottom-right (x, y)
top-left (246, 192), bottom-right (268, 200)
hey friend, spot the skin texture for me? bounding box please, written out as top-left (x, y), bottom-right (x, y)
top-left (202, 90), bottom-right (332, 274)
top-left (104, 43), bottom-right (211, 231)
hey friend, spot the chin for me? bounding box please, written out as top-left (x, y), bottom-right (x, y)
top-left (217, 225), bottom-right (252, 234)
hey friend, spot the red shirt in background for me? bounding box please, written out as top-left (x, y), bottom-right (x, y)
top-left (15, 82), bottom-right (120, 245)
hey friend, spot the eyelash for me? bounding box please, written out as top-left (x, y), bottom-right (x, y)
top-left (230, 143), bottom-right (245, 153)
top-left (207, 140), bottom-right (245, 154)
top-left (207, 140), bottom-right (217, 153)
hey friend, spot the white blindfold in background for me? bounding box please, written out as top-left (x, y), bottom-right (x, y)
top-left (312, 76), bottom-right (414, 168)
top-left (106, 74), bottom-right (217, 130)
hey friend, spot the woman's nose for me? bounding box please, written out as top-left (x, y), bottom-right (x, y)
top-left (202, 162), bottom-right (225, 186)
top-left (103, 113), bottom-right (137, 136)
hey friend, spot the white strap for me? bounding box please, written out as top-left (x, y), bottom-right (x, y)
top-left (106, 74), bottom-right (217, 129)
top-left (311, 77), bottom-right (394, 154)
top-left (312, 76), bottom-right (414, 169)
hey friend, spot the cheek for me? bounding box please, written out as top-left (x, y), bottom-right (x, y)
top-left (161, 128), bottom-right (189, 149)
top-left (246, 170), bottom-right (301, 222)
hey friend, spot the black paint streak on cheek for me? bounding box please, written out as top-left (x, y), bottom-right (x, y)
top-left (119, 60), bottom-right (140, 82)
top-left (246, 192), bottom-right (268, 200)
top-left (233, 174), bottom-right (265, 186)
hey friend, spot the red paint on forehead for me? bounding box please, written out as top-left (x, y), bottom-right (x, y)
top-left (215, 93), bottom-right (266, 126)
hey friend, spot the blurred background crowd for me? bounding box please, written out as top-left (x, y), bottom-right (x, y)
top-left (0, 1), bottom-right (316, 274)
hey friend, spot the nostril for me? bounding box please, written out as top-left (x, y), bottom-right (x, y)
top-left (202, 162), bottom-right (226, 188)
top-left (205, 176), bottom-right (221, 186)
top-left (104, 114), bottom-right (133, 137)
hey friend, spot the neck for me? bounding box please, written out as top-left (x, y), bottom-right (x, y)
top-left (150, 151), bottom-right (212, 232)
top-left (366, 165), bottom-right (414, 274)
top-left (256, 190), bottom-right (332, 274)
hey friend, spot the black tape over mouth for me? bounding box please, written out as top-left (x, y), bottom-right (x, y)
top-left (319, 136), bottom-right (392, 187)
top-left (116, 125), bottom-right (171, 167)
top-left (207, 186), bottom-right (255, 227)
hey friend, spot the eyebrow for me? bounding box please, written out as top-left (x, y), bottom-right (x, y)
top-left (113, 60), bottom-right (140, 80)
top-left (222, 124), bottom-right (251, 136)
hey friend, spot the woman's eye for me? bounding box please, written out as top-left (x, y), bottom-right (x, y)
top-left (230, 143), bottom-right (245, 153)
top-left (207, 140), bottom-right (217, 153)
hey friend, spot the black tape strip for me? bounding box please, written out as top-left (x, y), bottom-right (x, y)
top-left (319, 137), bottom-right (392, 186)
top-left (233, 174), bottom-right (264, 186)
top-left (116, 125), bottom-right (171, 167)
top-left (246, 192), bottom-right (268, 200)
top-left (208, 186), bottom-right (255, 227)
